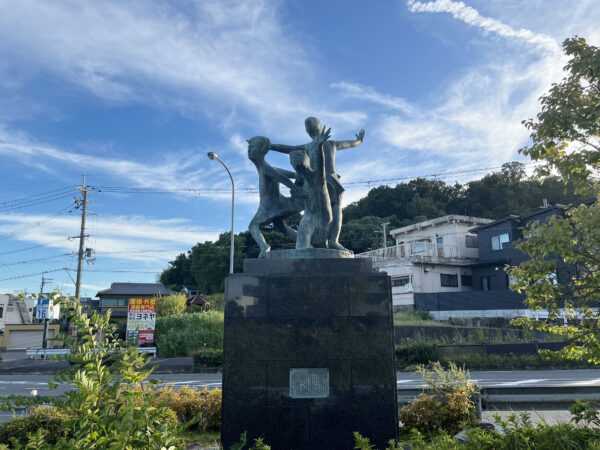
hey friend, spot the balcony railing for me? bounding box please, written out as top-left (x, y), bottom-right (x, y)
top-left (357, 242), bottom-right (476, 263)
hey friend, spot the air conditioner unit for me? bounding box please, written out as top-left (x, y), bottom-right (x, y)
top-left (404, 283), bottom-right (412, 293)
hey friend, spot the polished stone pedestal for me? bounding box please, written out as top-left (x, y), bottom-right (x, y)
top-left (221, 258), bottom-right (398, 450)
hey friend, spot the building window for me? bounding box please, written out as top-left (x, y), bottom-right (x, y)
top-left (465, 235), bottom-right (478, 248)
top-left (440, 273), bottom-right (458, 287)
top-left (391, 276), bottom-right (411, 287)
top-left (410, 242), bottom-right (426, 253)
top-left (0, 305), bottom-right (3, 318)
top-left (101, 299), bottom-right (128, 307)
top-left (461, 275), bottom-right (473, 286)
top-left (491, 233), bottom-right (510, 251)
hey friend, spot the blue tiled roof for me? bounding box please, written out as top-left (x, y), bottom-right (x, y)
top-left (96, 282), bottom-right (175, 297)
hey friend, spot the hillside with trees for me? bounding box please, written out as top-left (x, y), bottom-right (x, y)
top-left (160, 162), bottom-right (586, 294)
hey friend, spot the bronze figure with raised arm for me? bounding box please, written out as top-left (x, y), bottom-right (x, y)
top-left (270, 117), bottom-right (365, 250)
top-left (289, 124), bottom-right (332, 249)
top-left (247, 136), bottom-right (303, 257)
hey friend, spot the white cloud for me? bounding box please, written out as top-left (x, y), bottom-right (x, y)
top-left (331, 82), bottom-right (415, 114)
top-left (407, 0), bottom-right (560, 54)
top-left (0, 213), bottom-right (218, 264)
top-left (351, 1), bottom-right (576, 173)
top-left (0, 0), bottom-right (363, 133)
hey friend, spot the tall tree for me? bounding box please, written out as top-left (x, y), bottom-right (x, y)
top-left (510, 36), bottom-right (600, 363)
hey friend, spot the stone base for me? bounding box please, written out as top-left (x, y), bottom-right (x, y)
top-left (221, 258), bottom-right (398, 450)
top-left (265, 248), bottom-right (354, 259)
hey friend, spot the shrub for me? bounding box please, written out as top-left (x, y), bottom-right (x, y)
top-left (407, 341), bottom-right (436, 364)
top-left (400, 362), bottom-right (478, 435)
top-left (0, 407), bottom-right (73, 446)
top-left (156, 311), bottom-right (224, 357)
top-left (204, 293), bottom-right (225, 312)
top-left (193, 348), bottom-right (223, 368)
top-left (441, 386), bottom-right (477, 432)
top-left (399, 393), bottom-right (444, 433)
top-left (415, 362), bottom-right (477, 399)
top-left (157, 293), bottom-right (187, 317)
top-left (155, 386), bottom-right (222, 432)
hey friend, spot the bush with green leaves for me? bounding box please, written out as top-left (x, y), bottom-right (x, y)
top-left (0, 406), bottom-right (73, 447)
top-left (156, 310), bottom-right (224, 357)
top-left (396, 341), bottom-right (437, 365)
top-left (399, 362), bottom-right (478, 434)
top-left (193, 348), bottom-right (223, 368)
top-left (157, 293), bottom-right (188, 317)
top-left (154, 386), bottom-right (222, 432)
top-left (0, 294), bottom-right (182, 449)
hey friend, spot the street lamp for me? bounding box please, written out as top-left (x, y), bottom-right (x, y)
top-left (207, 152), bottom-right (235, 274)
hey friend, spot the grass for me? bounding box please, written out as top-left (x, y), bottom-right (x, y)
top-left (180, 430), bottom-right (220, 446)
top-left (394, 311), bottom-right (444, 327)
top-left (396, 353), bottom-right (598, 371)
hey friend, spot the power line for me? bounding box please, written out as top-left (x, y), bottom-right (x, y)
top-left (86, 163), bottom-right (539, 195)
top-left (0, 187), bottom-right (75, 212)
top-left (0, 186), bottom-right (73, 206)
top-left (0, 205), bottom-right (74, 241)
top-left (88, 186), bottom-right (258, 194)
top-left (0, 238), bottom-right (72, 256)
top-left (0, 253), bottom-right (73, 267)
top-left (0, 268), bottom-right (65, 282)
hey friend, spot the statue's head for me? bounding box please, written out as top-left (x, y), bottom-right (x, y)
top-left (247, 136), bottom-right (271, 161)
top-left (304, 117), bottom-right (322, 139)
top-left (290, 149), bottom-right (308, 170)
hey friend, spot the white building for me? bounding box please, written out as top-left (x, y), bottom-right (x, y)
top-left (356, 215), bottom-right (492, 311)
top-left (0, 294), bottom-right (35, 330)
top-left (0, 294), bottom-right (60, 350)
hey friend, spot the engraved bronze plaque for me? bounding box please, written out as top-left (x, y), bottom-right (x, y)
top-left (289, 368), bottom-right (329, 398)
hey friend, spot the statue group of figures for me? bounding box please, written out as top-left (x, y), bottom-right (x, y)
top-left (248, 117), bottom-right (365, 257)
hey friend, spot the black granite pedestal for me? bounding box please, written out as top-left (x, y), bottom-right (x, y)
top-left (221, 257), bottom-right (398, 450)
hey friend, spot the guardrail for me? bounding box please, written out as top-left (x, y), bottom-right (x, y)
top-left (26, 348), bottom-right (71, 360)
top-left (397, 385), bottom-right (600, 413)
top-left (26, 347), bottom-right (157, 359)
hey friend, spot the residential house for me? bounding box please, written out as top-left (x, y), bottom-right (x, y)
top-left (414, 204), bottom-right (577, 319)
top-left (96, 282), bottom-right (175, 316)
top-left (356, 215), bottom-right (492, 311)
top-left (0, 294), bottom-right (59, 350)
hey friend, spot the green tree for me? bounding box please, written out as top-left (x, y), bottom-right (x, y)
top-left (157, 293), bottom-right (187, 317)
top-left (160, 251), bottom-right (194, 291)
top-left (510, 36), bottom-right (600, 363)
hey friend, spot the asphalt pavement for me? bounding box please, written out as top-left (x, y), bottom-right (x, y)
top-left (0, 369), bottom-right (598, 423)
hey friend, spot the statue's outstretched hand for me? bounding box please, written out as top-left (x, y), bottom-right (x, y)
top-left (317, 126), bottom-right (331, 144)
top-left (356, 129), bottom-right (365, 142)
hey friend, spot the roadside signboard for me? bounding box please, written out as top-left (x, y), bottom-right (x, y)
top-left (36, 298), bottom-right (61, 320)
top-left (126, 298), bottom-right (157, 345)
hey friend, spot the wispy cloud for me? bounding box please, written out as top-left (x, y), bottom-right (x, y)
top-left (406, 0), bottom-right (560, 54)
top-left (331, 82), bottom-right (415, 114)
top-left (0, 0), bottom-right (363, 133)
top-left (0, 213), bottom-right (219, 263)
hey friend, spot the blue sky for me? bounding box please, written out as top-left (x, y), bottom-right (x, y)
top-left (0, 0), bottom-right (598, 297)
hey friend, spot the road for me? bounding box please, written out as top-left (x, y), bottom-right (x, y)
top-left (0, 369), bottom-right (598, 398)
top-left (0, 369), bottom-right (598, 423)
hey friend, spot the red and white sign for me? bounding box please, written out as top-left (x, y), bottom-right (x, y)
top-left (126, 297), bottom-right (157, 345)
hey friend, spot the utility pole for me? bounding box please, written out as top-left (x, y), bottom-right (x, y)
top-left (375, 221), bottom-right (390, 249)
top-left (40, 272), bottom-right (53, 349)
top-left (75, 175), bottom-right (88, 301)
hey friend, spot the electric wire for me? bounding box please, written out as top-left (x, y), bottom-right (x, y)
top-left (0, 205), bottom-right (74, 241)
top-left (0, 238), bottom-right (72, 256)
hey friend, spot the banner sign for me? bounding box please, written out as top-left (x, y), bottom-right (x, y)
top-left (36, 298), bottom-right (61, 320)
top-left (126, 298), bottom-right (157, 345)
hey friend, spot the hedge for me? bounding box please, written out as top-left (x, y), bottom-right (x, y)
top-left (156, 311), bottom-right (224, 357)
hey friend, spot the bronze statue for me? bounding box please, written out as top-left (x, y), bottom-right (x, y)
top-left (247, 118), bottom-right (365, 257)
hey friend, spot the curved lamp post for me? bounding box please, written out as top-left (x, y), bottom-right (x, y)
top-left (207, 152), bottom-right (235, 274)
